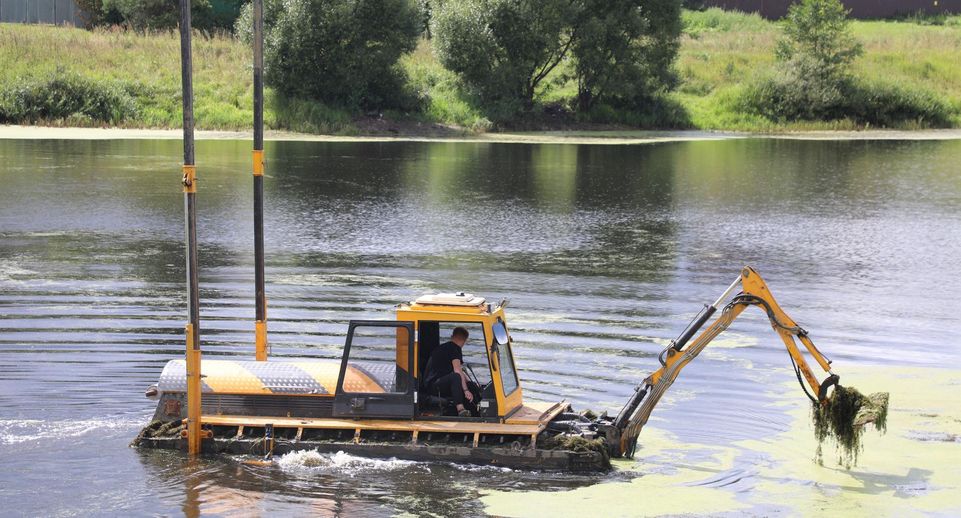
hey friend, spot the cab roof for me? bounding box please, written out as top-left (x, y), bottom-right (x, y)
top-left (398, 292), bottom-right (496, 317)
top-left (414, 292), bottom-right (485, 307)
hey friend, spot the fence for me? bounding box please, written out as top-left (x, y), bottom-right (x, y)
top-left (703, 0), bottom-right (961, 19)
top-left (0, 0), bottom-right (84, 26)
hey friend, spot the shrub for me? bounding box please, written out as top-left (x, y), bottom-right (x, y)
top-left (432, 0), bottom-right (574, 116)
top-left (845, 79), bottom-right (953, 127)
top-left (741, 56), bottom-right (848, 121)
top-left (0, 71), bottom-right (136, 125)
top-left (239, 0), bottom-right (422, 110)
top-left (586, 94), bottom-right (692, 128)
top-left (740, 73), bottom-right (952, 127)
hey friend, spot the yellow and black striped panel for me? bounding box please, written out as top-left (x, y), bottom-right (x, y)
top-left (157, 359), bottom-right (389, 396)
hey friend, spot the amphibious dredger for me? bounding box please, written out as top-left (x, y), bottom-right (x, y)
top-left (135, 267), bottom-right (865, 471)
top-left (136, 1), bottom-right (881, 471)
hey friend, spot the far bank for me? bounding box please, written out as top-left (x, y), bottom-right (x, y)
top-left (1, 11), bottom-right (959, 134)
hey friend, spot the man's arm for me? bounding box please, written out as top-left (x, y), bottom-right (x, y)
top-left (452, 359), bottom-right (474, 402)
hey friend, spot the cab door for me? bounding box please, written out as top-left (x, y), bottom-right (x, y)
top-left (333, 321), bottom-right (415, 419)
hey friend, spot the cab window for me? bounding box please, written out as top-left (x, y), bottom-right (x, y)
top-left (341, 324), bottom-right (411, 394)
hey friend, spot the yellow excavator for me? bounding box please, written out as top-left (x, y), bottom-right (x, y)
top-left (137, 266), bottom-right (870, 471)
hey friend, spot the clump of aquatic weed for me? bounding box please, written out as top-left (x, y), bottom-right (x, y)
top-left (541, 434), bottom-right (607, 454)
top-left (812, 386), bottom-right (889, 468)
top-left (131, 419), bottom-right (184, 446)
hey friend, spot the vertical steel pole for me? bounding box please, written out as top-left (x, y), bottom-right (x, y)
top-left (252, 0), bottom-right (268, 361)
top-left (179, 0), bottom-right (202, 456)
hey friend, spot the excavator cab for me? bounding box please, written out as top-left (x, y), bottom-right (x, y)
top-left (331, 293), bottom-right (523, 422)
top-left (399, 293), bottom-right (523, 420)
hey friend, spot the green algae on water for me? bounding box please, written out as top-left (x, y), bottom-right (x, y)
top-left (812, 386), bottom-right (889, 467)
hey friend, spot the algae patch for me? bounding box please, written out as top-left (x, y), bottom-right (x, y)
top-left (812, 386), bottom-right (889, 467)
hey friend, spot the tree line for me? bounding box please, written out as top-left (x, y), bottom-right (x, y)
top-left (16, 0), bottom-right (949, 129)
top-left (230, 0), bottom-right (685, 123)
top-left (76, 0), bottom-right (244, 31)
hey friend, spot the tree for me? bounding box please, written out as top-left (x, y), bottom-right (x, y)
top-left (101, 0), bottom-right (213, 31)
top-left (75, 0), bottom-right (109, 28)
top-left (776, 0), bottom-right (862, 84)
top-left (432, 0), bottom-right (682, 118)
top-left (571, 0), bottom-right (681, 112)
top-left (235, 0), bottom-right (288, 42)
top-left (432, 0), bottom-right (574, 114)
top-left (238, 0), bottom-right (422, 110)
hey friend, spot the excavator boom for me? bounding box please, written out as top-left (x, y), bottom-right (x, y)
top-left (606, 266), bottom-right (841, 458)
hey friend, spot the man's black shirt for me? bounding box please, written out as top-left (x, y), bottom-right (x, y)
top-left (424, 340), bottom-right (463, 387)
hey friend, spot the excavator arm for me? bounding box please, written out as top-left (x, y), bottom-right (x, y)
top-left (606, 266), bottom-right (840, 458)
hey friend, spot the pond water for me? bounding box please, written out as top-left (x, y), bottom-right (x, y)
top-left (1, 137), bottom-right (959, 516)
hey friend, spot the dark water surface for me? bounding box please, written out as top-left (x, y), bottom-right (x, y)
top-left (1, 137), bottom-right (959, 516)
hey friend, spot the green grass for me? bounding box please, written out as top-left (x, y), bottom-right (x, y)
top-left (0, 23), bottom-right (356, 132)
top-left (675, 8), bottom-right (961, 130)
top-left (0, 24), bottom-right (253, 129)
top-left (398, 41), bottom-right (491, 131)
top-left (1, 13), bottom-right (959, 133)
top-left (682, 7), bottom-right (769, 36)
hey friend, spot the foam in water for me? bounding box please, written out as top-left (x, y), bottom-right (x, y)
top-left (272, 450), bottom-right (515, 474)
top-left (0, 418), bottom-right (135, 445)
top-left (275, 450), bottom-right (418, 474)
top-left (0, 263), bottom-right (35, 282)
top-left (445, 462), bottom-right (514, 473)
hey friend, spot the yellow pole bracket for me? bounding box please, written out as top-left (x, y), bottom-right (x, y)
top-left (182, 165), bottom-right (197, 194)
top-left (253, 149), bottom-right (265, 176)
top-left (255, 319), bottom-right (268, 361)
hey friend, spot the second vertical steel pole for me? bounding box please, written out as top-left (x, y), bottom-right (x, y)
top-left (252, 0), bottom-right (268, 361)
top-left (179, 0), bottom-right (203, 455)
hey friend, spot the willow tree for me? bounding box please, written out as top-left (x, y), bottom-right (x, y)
top-left (238, 0), bottom-right (423, 110)
top-left (432, 0), bottom-right (682, 119)
top-left (571, 0), bottom-right (682, 113)
top-left (432, 0), bottom-right (574, 115)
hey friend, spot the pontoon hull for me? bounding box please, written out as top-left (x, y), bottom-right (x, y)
top-left (136, 434), bottom-right (609, 472)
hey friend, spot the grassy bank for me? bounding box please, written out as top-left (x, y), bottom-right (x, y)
top-left (0, 24), bottom-right (356, 133)
top-left (1, 12), bottom-right (959, 133)
top-left (676, 9), bottom-right (961, 130)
